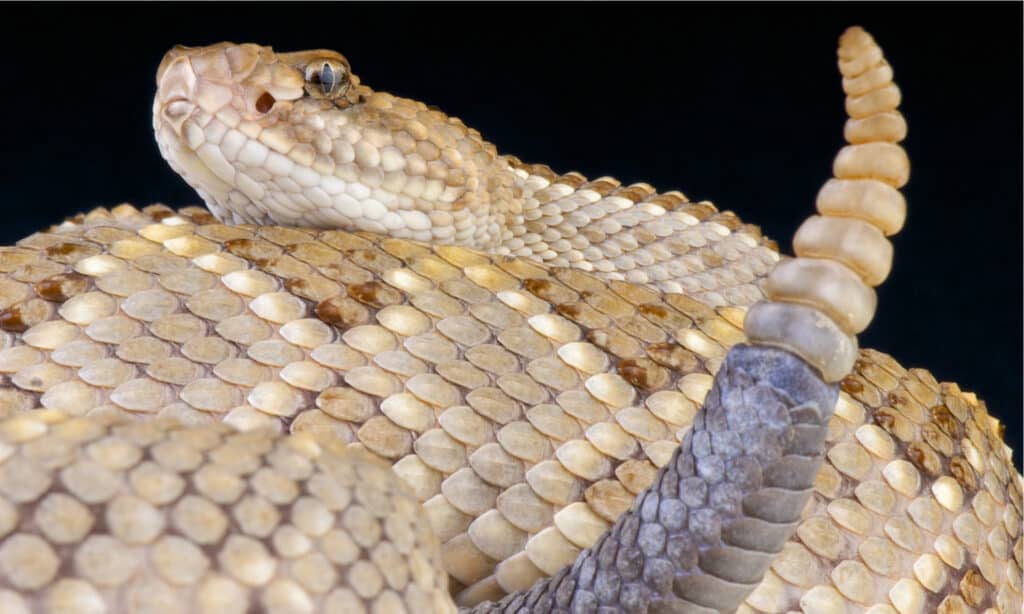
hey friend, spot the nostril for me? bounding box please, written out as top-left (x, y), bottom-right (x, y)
top-left (255, 92), bottom-right (276, 113)
top-left (164, 100), bottom-right (192, 119)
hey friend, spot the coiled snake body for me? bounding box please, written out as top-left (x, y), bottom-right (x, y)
top-left (0, 26), bottom-right (1016, 613)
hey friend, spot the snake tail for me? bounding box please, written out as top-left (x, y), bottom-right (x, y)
top-left (744, 26), bottom-right (908, 383)
top-left (471, 26), bottom-right (907, 613)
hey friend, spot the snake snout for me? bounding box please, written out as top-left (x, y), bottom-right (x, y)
top-left (156, 56), bottom-right (197, 134)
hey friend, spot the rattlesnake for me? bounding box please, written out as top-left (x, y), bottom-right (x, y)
top-left (0, 25), bottom-right (1016, 613)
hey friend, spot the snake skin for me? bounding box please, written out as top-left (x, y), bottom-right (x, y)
top-left (0, 26), bottom-right (1017, 614)
top-left (0, 203), bottom-right (1018, 613)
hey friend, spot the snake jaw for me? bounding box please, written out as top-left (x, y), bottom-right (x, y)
top-left (152, 42), bottom-right (520, 243)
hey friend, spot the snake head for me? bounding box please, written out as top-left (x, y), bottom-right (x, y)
top-left (152, 41), bottom-right (508, 241)
top-left (155, 43), bottom-right (362, 134)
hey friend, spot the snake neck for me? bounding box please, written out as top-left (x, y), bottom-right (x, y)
top-left (153, 44), bottom-right (779, 307)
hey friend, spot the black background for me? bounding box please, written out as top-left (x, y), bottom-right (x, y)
top-left (1, 4), bottom-right (1020, 469)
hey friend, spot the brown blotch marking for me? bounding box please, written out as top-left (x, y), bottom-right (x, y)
top-left (556, 172), bottom-right (587, 189)
top-left (45, 241), bottom-right (100, 263)
top-left (223, 238), bottom-right (283, 266)
top-left (887, 390), bottom-right (911, 409)
top-left (34, 273), bottom-right (90, 302)
top-left (905, 442), bottom-right (942, 476)
top-left (645, 342), bottom-right (700, 373)
top-left (284, 278), bottom-right (317, 302)
top-left (580, 177), bottom-right (621, 196)
top-left (637, 303), bottom-right (693, 333)
top-left (646, 193), bottom-right (689, 211)
top-left (763, 238), bottom-right (780, 252)
top-left (949, 456), bottom-right (978, 492)
top-left (586, 328), bottom-right (642, 360)
top-left (874, 407), bottom-right (897, 432)
top-left (930, 405), bottom-right (961, 437)
top-left (682, 202), bottom-right (718, 221)
top-left (142, 205), bottom-right (177, 220)
top-left (709, 211), bottom-right (742, 231)
top-left (638, 304), bottom-right (667, 319)
top-left (346, 281), bottom-right (401, 308)
top-left (921, 423), bottom-right (953, 458)
top-left (841, 376), bottom-right (864, 394)
top-left (609, 187), bottom-right (643, 205)
top-left (524, 278), bottom-right (577, 305)
top-left (958, 569), bottom-right (990, 608)
top-left (0, 306), bottom-right (27, 332)
top-left (555, 303), bottom-right (580, 319)
top-left (700, 249), bottom-right (724, 268)
top-left (183, 210), bottom-right (218, 225)
top-left (315, 295), bottom-right (369, 329)
top-left (617, 358), bottom-right (668, 390)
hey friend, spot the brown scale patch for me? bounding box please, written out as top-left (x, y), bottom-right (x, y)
top-left (886, 390), bottom-right (910, 409)
top-left (709, 211), bottom-right (742, 231)
top-left (930, 404), bottom-right (961, 437)
top-left (34, 273), bottom-right (90, 302)
top-left (921, 423), bottom-right (954, 457)
top-left (637, 304), bottom-right (667, 319)
top-left (553, 302), bottom-right (606, 331)
top-left (0, 299), bottom-right (50, 332)
top-left (646, 192), bottom-right (688, 211)
top-left (874, 407), bottom-right (897, 431)
top-left (637, 303), bottom-right (693, 333)
top-left (346, 281), bottom-right (402, 308)
top-left (616, 358), bottom-right (668, 391)
top-left (586, 328), bottom-right (642, 360)
top-left (555, 172), bottom-right (587, 189)
top-left (948, 456), bottom-right (978, 491)
top-left (523, 278), bottom-right (578, 305)
top-left (682, 201), bottom-right (718, 221)
top-left (700, 250), bottom-right (724, 268)
top-left (905, 441), bottom-right (942, 477)
top-left (580, 177), bottom-right (621, 196)
top-left (283, 278), bottom-right (322, 302)
top-left (840, 376), bottom-right (864, 394)
top-left (183, 210), bottom-right (218, 225)
top-left (554, 303), bottom-right (580, 319)
top-left (958, 569), bottom-right (991, 608)
top-left (645, 342), bottom-right (700, 373)
top-left (223, 238), bottom-right (283, 265)
top-left (142, 204), bottom-right (176, 220)
top-left (611, 186), bottom-right (648, 203)
top-left (0, 306), bottom-right (28, 332)
top-left (315, 296), bottom-right (369, 329)
top-left (762, 238), bottom-right (780, 252)
top-left (44, 241), bottom-right (101, 264)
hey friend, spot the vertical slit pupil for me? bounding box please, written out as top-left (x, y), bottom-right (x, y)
top-left (321, 63), bottom-right (337, 94)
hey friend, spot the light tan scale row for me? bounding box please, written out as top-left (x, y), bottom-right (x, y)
top-left (0, 410), bottom-right (454, 614)
top-left (0, 204), bottom-right (1018, 612)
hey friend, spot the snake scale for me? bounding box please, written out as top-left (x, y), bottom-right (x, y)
top-left (0, 25), bottom-right (1017, 613)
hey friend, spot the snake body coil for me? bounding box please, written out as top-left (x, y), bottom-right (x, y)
top-left (0, 26), bottom-right (1014, 614)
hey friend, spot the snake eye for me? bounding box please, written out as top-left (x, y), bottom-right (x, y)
top-left (304, 59), bottom-right (349, 98)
